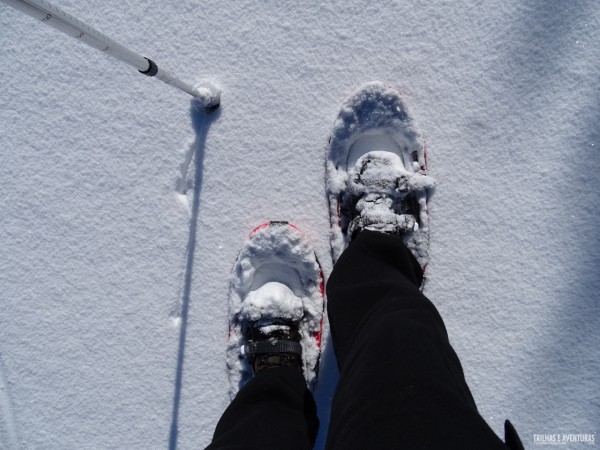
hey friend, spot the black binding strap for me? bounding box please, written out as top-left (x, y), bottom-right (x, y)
top-left (246, 339), bottom-right (302, 357)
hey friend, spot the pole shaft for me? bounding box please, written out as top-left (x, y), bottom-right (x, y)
top-left (2, 0), bottom-right (220, 104)
top-left (1, 0), bottom-right (151, 71)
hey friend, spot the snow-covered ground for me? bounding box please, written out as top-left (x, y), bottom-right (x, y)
top-left (1, 0), bottom-right (598, 448)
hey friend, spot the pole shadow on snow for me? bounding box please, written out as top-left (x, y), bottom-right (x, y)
top-left (169, 104), bottom-right (221, 450)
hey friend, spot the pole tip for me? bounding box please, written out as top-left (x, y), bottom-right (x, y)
top-left (191, 82), bottom-right (221, 113)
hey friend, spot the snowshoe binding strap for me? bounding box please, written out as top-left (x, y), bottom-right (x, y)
top-left (243, 339), bottom-right (303, 374)
top-left (245, 339), bottom-right (302, 356)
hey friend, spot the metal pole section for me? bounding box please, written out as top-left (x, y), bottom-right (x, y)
top-left (1, 0), bottom-right (219, 107)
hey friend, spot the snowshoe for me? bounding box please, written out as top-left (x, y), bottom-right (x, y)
top-left (227, 221), bottom-right (324, 399)
top-left (325, 82), bottom-right (435, 271)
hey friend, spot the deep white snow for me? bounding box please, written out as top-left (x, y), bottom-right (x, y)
top-left (0, 0), bottom-right (599, 449)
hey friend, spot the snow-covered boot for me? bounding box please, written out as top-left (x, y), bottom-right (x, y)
top-left (227, 221), bottom-right (324, 399)
top-left (325, 82), bottom-right (436, 271)
top-left (347, 151), bottom-right (434, 238)
top-left (243, 320), bottom-right (303, 374)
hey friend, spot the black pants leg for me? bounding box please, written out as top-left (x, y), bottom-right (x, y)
top-left (206, 365), bottom-right (318, 450)
top-left (325, 230), bottom-right (508, 449)
top-left (208, 229), bottom-right (514, 450)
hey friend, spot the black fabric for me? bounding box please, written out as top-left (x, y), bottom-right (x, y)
top-left (324, 230), bottom-right (509, 449)
top-left (504, 420), bottom-right (525, 450)
top-left (206, 365), bottom-right (318, 450)
top-left (207, 230), bottom-right (516, 450)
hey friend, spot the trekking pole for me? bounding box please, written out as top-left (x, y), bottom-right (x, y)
top-left (0, 0), bottom-right (220, 111)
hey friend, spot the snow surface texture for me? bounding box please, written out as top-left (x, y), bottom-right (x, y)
top-left (325, 82), bottom-right (435, 269)
top-left (227, 222), bottom-right (323, 399)
top-left (0, 0), bottom-right (599, 449)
